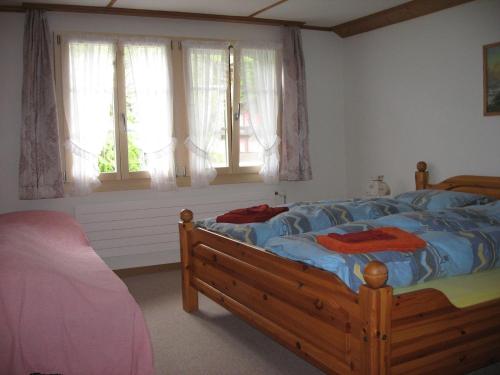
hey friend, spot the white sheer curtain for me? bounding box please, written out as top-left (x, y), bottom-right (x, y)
top-left (240, 47), bottom-right (280, 184)
top-left (124, 42), bottom-right (176, 191)
top-left (183, 41), bottom-right (228, 188)
top-left (63, 39), bottom-right (115, 195)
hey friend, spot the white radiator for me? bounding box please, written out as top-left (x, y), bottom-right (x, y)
top-left (75, 188), bottom-right (277, 269)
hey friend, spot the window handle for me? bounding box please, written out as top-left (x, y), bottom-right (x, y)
top-left (234, 103), bottom-right (241, 120)
top-left (121, 113), bottom-right (127, 131)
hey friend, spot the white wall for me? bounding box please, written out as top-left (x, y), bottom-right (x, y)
top-left (344, 0), bottom-right (500, 197)
top-left (0, 12), bottom-right (346, 266)
top-left (282, 29), bottom-right (347, 202)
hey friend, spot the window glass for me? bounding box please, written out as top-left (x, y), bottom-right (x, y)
top-left (239, 99), bottom-right (264, 167)
top-left (239, 53), bottom-right (266, 167)
top-left (186, 46), bottom-right (229, 168)
top-left (67, 41), bottom-right (116, 174)
top-left (124, 43), bottom-right (173, 173)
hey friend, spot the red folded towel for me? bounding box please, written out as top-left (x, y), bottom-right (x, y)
top-left (216, 204), bottom-right (289, 224)
top-left (327, 230), bottom-right (396, 243)
top-left (316, 227), bottom-right (426, 254)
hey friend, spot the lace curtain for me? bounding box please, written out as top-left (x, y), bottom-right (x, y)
top-left (124, 42), bottom-right (177, 191)
top-left (183, 42), bottom-right (229, 188)
top-left (240, 46), bottom-right (280, 184)
top-left (62, 38), bottom-right (115, 195)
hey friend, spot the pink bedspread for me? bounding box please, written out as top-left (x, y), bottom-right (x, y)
top-left (0, 211), bottom-right (154, 375)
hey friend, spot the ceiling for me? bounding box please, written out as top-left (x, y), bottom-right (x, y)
top-left (4, 0), bottom-right (410, 27)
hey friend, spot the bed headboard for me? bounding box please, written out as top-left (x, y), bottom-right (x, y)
top-left (415, 161), bottom-right (500, 199)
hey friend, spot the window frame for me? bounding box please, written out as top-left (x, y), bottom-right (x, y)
top-left (54, 32), bottom-right (281, 191)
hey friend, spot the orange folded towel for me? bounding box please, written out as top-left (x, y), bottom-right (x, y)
top-left (316, 227), bottom-right (426, 254)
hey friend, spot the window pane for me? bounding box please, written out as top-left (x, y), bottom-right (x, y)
top-left (203, 50), bottom-right (228, 168)
top-left (210, 124), bottom-right (229, 168)
top-left (239, 102), bottom-right (263, 167)
top-left (124, 43), bottom-right (174, 173)
top-left (125, 84), bottom-right (143, 173)
top-left (68, 41), bottom-right (116, 174)
top-left (185, 45), bottom-right (229, 169)
top-left (239, 54), bottom-right (265, 167)
top-left (98, 131), bottom-right (117, 173)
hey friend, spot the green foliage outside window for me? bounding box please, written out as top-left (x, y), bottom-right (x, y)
top-left (98, 132), bottom-right (117, 173)
top-left (98, 99), bottom-right (144, 174)
top-left (127, 134), bottom-right (142, 172)
top-left (98, 131), bottom-right (143, 173)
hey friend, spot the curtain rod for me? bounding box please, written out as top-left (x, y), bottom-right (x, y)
top-left (0, 3), bottom-right (333, 32)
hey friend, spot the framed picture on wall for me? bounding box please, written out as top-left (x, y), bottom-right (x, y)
top-left (484, 41), bottom-right (500, 116)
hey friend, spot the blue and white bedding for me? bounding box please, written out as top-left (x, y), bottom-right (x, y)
top-left (265, 202), bottom-right (500, 292)
top-left (394, 189), bottom-right (494, 210)
top-left (195, 198), bottom-right (419, 246)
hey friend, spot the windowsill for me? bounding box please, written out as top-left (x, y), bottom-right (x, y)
top-left (63, 173), bottom-right (263, 193)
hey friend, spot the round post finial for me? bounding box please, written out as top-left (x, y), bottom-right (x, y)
top-left (416, 161), bottom-right (427, 172)
top-left (180, 209), bottom-right (193, 223)
top-left (363, 261), bottom-right (388, 289)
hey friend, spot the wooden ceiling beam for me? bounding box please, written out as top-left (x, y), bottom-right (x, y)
top-left (249, 0), bottom-right (288, 18)
top-left (0, 5), bottom-right (25, 12)
top-left (301, 25), bottom-right (333, 32)
top-left (21, 2), bottom-right (307, 28)
top-left (3, 0), bottom-right (476, 37)
top-left (331, 0), bottom-right (478, 38)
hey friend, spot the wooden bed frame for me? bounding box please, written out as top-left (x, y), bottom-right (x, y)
top-left (179, 161), bottom-right (500, 374)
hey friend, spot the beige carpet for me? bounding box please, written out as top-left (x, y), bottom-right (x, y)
top-left (123, 270), bottom-right (499, 375)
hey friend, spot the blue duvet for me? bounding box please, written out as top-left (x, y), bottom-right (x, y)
top-left (195, 198), bottom-right (418, 246)
top-left (265, 203), bottom-right (500, 292)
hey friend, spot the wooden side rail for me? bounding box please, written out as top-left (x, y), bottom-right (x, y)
top-left (391, 290), bottom-right (500, 374)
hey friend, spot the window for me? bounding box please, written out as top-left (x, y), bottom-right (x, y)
top-left (55, 34), bottom-right (281, 192)
top-left (63, 39), bottom-right (117, 191)
top-left (239, 46), bottom-right (281, 183)
top-left (183, 43), bottom-right (230, 187)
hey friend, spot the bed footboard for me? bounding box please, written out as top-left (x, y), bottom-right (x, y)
top-left (179, 209), bottom-right (393, 374)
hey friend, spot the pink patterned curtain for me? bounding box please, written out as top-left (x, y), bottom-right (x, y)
top-left (19, 10), bottom-right (64, 199)
top-left (280, 27), bottom-right (312, 181)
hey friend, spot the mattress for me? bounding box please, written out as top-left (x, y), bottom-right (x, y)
top-left (394, 267), bottom-right (500, 307)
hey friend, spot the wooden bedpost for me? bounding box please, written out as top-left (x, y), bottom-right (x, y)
top-left (415, 161), bottom-right (429, 190)
top-left (179, 209), bottom-right (198, 313)
top-left (359, 261), bottom-right (392, 375)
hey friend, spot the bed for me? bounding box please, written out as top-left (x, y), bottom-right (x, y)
top-left (0, 210), bottom-right (154, 375)
top-left (178, 161), bottom-right (500, 374)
